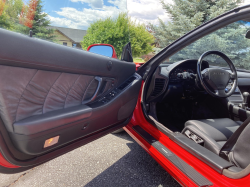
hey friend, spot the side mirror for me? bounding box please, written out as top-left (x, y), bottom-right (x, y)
top-left (246, 30), bottom-right (250, 39)
top-left (87, 44), bottom-right (117, 58)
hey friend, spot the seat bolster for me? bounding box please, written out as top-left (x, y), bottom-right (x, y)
top-left (235, 121), bottom-right (243, 126)
top-left (182, 125), bottom-right (223, 155)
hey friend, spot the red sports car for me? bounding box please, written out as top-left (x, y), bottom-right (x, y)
top-left (1, 5), bottom-right (250, 187)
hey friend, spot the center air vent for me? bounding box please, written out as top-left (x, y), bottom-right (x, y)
top-left (151, 78), bottom-right (166, 96)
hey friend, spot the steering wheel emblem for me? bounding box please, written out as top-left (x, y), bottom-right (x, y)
top-left (213, 72), bottom-right (225, 75)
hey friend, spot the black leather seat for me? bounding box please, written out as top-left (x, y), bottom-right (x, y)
top-left (182, 118), bottom-right (242, 155)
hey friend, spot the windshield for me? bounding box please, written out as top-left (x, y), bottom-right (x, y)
top-left (163, 21), bottom-right (250, 70)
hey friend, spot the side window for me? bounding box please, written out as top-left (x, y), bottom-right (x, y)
top-left (63, 42), bottom-right (67, 46)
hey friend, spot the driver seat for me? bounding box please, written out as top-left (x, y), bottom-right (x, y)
top-left (182, 117), bottom-right (250, 169)
top-left (182, 118), bottom-right (242, 155)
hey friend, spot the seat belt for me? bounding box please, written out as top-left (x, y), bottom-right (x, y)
top-left (219, 116), bottom-right (250, 159)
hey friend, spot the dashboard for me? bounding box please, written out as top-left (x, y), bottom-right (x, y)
top-left (168, 60), bottom-right (209, 82)
top-left (146, 59), bottom-right (209, 102)
top-left (147, 59), bottom-right (249, 104)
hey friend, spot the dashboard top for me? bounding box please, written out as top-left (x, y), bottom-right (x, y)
top-left (159, 59), bottom-right (209, 82)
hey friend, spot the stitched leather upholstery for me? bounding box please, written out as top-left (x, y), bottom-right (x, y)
top-left (182, 118), bottom-right (242, 154)
top-left (0, 65), bottom-right (97, 132)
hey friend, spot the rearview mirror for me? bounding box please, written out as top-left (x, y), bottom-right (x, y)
top-left (87, 44), bottom-right (117, 58)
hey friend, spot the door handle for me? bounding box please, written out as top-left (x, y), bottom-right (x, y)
top-left (82, 76), bottom-right (102, 105)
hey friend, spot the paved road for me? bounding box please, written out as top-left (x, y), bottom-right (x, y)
top-left (0, 132), bottom-right (180, 187)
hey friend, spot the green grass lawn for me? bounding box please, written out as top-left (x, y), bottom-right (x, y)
top-left (134, 57), bottom-right (145, 63)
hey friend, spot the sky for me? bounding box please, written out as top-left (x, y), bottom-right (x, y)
top-left (43, 0), bottom-right (250, 30)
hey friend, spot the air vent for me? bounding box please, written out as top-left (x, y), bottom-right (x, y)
top-left (151, 78), bottom-right (166, 96)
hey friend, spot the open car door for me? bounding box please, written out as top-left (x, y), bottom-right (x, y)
top-left (0, 29), bottom-right (142, 173)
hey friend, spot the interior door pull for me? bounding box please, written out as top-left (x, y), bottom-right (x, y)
top-left (82, 76), bottom-right (102, 104)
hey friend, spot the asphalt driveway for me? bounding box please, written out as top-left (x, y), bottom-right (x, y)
top-left (0, 132), bottom-right (180, 187)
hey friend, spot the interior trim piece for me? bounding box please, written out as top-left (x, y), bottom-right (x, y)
top-left (0, 118), bottom-right (131, 168)
top-left (82, 77), bottom-right (102, 105)
top-left (132, 125), bottom-right (213, 187)
top-left (171, 133), bottom-right (233, 174)
top-left (13, 105), bottom-right (92, 135)
top-left (223, 164), bottom-right (250, 179)
top-left (238, 78), bottom-right (250, 86)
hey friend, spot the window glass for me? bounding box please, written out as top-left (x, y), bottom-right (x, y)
top-left (164, 21), bottom-right (250, 70)
top-left (0, 0), bottom-right (128, 58)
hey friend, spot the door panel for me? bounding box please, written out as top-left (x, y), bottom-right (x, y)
top-left (0, 28), bottom-right (141, 169)
top-left (9, 74), bottom-right (141, 156)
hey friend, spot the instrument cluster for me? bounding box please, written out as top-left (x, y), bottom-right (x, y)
top-left (170, 67), bottom-right (196, 82)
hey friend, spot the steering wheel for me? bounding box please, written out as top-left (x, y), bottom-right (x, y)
top-left (197, 51), bottom-right (238, 98)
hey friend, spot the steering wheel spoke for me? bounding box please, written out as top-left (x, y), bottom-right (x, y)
top-left (230, 73), bottom-right (236, 80)
top-left (215, 89), bottom-right (227, 97)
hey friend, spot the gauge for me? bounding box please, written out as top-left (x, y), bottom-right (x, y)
top-left (186, 69), bottom-right (194, 73)
top-left (175, 68), bottom-right (183, 76)
top-left (170, 68), bottom-right (183, 80)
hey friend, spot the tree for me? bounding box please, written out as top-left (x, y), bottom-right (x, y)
top-left (19, 0), bottom-right (55, 41)
top-left (0, 0), bottom-right (55, 41)
top-left (81, 13), bottom-right (154, 57)
top-left (0, 0), bottom-right (11, 29)
top-left (150, 0), bottom-right (243, 48)
top-left (150, 0), bottom-right (250, 70)
top-left (5, 0), bottom-right (23, 22)
top-left (172, 21), bottom-right (250, 69)
top-left (0, 0), bottom-right (27, 30)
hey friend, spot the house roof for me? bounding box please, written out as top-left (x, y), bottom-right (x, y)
top-left (48, 26), bottom-right (87, 43)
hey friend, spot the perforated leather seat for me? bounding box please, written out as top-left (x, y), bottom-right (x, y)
top-left (182, 118), bottom-right (242, 155)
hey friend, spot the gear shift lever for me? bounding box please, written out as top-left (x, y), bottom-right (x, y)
top-left (242, 92), bottom-right (250, 109)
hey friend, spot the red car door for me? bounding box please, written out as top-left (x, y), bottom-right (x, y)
top-left (0, 28), bottom-right (141, 173)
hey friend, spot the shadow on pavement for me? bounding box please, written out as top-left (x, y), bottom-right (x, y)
top-left (111, 131), bottom-right (134, 141)
top-left (84, 133), bottom-right (180, 187)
